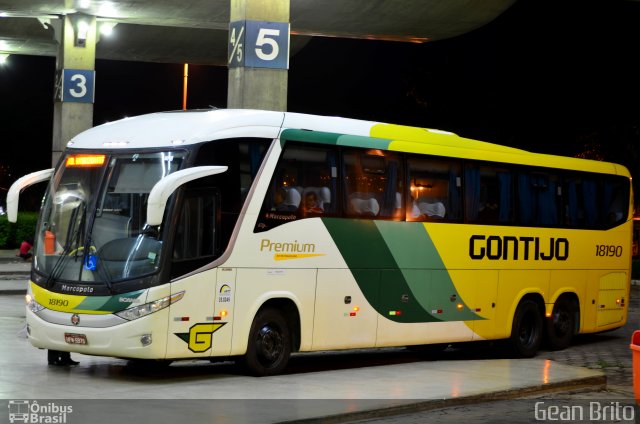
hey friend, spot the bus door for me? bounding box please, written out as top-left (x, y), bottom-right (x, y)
top-left (165, 187), bottom-right (230, 358)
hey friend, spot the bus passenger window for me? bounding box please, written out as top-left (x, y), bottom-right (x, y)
top-left (563, 174), bottom-right (630, 229)
top-left (343, 149), bottom-right (403, 220)
top-left (604, 177), bottom-right (630, 227)
top-left (255, 143), bottom-right (337, 232)
top-left (517, 171), bottom-right (560, 227)
top-left (407, 156), bottom-right (462, 221)
top-left (465, 164), bottom-right (513, 224)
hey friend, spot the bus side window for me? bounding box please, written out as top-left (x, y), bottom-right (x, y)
top-left (517, 171), bottom-right (560, 227)
top-left (407, 155), bottom-right (462, 221)
top-left (254, 143), bottom-right (337, 232)
top-left (563, 175), bottom-right (597, 228)
top-left (465, 164), bottom-right (514, 224)
top-left (171, 188), bottom-right (218, 278)
top-left (604, 176), bottom-right (630, 227)
top-left (342, 148), bottom-right (403, 220)
top-left (564, 173), bottom-right (630, 229)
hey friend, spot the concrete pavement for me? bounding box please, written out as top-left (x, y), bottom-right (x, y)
top-left (0, 249), bottom-right (30, 294)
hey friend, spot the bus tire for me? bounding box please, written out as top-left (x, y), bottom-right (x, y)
top-left (242, 308), bottom-right (291, 376)
top-left (546, 297), bottom-right (576, 351)
top-left (509, 299), bottom-right (542, 358)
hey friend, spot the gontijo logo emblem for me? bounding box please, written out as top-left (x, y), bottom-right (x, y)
top-left (260, 239), bottom-right (326, 261)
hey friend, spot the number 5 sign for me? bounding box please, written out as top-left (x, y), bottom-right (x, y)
top-left (228, 20), bottom-right (289, 70)
top-left (61, 69), bottom-right (95, 103)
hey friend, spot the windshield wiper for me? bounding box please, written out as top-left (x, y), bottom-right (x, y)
top-left (45, 204), bottom-right (87, 288)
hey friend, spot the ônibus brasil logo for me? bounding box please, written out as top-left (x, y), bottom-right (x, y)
top-left (7, 400), bottom-right (73, 423)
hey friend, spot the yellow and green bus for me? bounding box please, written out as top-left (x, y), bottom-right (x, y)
top-left (8, 109), bottom-right (632, 375)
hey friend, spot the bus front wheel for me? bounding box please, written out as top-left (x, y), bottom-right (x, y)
top-left (242, 308), bottom-right (291, 376)
top-left (509, 299), bottom-right (543, 358)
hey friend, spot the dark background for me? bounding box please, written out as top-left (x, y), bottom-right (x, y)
top-left (1, 0), bottom-right (640, 204)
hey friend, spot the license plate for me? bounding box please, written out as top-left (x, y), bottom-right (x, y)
top-left (64, 333), bottom-right (88, 345)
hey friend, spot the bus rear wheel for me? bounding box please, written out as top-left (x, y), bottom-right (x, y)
top-left (545, 297), bottom-right (576, 350)
top-left (509, 299), bottom-right (542, 358)
top-left (242, 308), bottom-right (291, 376)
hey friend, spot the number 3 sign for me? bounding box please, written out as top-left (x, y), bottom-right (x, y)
top-left (229, 20), bottom-right (289, 70)
top-left (62, 69), bottom-right (95, 103)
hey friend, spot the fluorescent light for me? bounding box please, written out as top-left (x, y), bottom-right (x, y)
top-left (98, 1), bottom-right (117, 16)
top-left (76, 19), bottom-right (89, 41)
top-left (99, 21), bottom-right (116, 37)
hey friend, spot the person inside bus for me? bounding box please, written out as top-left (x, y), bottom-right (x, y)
top-left (273, 187), bottom-right (301, 212)
top-left (303, 191), bottom-right (324, 214)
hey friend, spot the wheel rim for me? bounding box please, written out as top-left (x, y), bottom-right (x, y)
top-left (255, 323), bottom-right (284, 367)
top-left (553, 308), bottom-right (572, 337)
top-left (519, 311), bottom-right (538, 347)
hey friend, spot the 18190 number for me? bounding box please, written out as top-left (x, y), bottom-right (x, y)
top-left (595, 245), bottom-right (623, 257)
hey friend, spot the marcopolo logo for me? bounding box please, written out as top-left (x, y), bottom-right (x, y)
top-left (7, 400), bottom-right (73, 423)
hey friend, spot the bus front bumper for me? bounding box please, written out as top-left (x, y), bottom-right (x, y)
top-left (26, 307), bottom-right (169, 360)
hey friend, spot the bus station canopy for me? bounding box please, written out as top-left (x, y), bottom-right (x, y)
top-left (0, 0), bottom-right (516, 65)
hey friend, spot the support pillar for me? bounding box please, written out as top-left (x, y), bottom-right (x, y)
top-left (51, 14), bottom-right (97, 166)
top-left (227, 0), bottom-right (290, 111)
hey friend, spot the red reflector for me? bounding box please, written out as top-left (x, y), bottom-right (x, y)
top-left (181, 317), bottom-right (189, 321)
top-left (213, 316), bottom-right (221, 321)
top-left (396, 310), bottom-right (402, 316)
top-left (475, 308), bottom-right (482, 312)
top-left (349, 312), bottom-right (356, 317)
top-left (437, 309), bottom-right (443, 314)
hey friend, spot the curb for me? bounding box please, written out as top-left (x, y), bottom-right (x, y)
top-left (280, 375), bottom-right (607, 424)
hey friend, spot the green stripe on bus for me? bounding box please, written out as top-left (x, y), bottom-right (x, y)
top-left (375, 221), bottom-right (480, 321)
top-left (280, 129), bottom-right (392, 150)
top-left (280, 129), bottom-right (340, 146)
top-left (75, 290), bottom-right (145, 312)
top-left (322, 218), bottom-right (441, 323)
top-left (335, 134), bottom-right (392, 149)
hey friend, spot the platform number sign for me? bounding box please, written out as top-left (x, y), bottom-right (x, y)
top-left (61, 69), bottom-right (95, 103)
top-left (228, 20), bottom-right (289, 69)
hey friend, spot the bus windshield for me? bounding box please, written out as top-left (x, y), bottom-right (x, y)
top-left (34, 151), bottom-right (185, 285)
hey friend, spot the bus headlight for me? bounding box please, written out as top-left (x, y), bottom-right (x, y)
top-left (25, 294), bottom-right (45, 313)
top-left (115, 291), bottom-right (185, 321)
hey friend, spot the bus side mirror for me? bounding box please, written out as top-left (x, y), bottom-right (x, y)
top-left (146, 165), bottom-right (228, 226)
top-left (6, 168), bottom-right (55, 223)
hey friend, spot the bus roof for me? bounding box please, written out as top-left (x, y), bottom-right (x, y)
top-left (67, 108), bottom-right (630, 178)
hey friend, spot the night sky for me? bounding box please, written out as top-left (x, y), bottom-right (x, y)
top-left (1, 0), bottom-right (640, 199)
